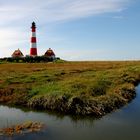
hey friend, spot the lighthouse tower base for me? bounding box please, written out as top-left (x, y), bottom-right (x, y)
top-left (30, 48), bottom-right (37, 57)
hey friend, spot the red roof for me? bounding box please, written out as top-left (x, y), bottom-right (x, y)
top-left (12, 49), bottom-right (24, 57)
top-left (44, 48), bottom-right (55, 56)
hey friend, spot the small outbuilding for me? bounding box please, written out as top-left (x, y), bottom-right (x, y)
top-left (12, 49), bottom-right (24, 58)
top-left (44, 48), bottom-right (55, 60)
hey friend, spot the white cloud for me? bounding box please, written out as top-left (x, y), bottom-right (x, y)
top-left (0, 0), bottom-right (130, 24)
top-left (0, 28), bottom-right (27, 46)
top-left (112, 15), bottom-right (124, 19)
top-left (0, 0), bottom-right (131, 58)
top-left (0, 28), bottom-right (28, 57)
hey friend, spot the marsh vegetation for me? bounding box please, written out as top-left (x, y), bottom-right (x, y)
top-left (0, 61), bottom-right (140, 116)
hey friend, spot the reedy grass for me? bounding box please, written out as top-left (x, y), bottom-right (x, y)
top-left (0, 61), bottom-right (140, 116)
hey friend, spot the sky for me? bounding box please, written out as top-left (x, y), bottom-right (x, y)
top-left (0, 0), bottom-right (140, 60)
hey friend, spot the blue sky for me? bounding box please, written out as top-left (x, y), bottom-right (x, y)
top-left (0, 0), bottom-right (139, 60)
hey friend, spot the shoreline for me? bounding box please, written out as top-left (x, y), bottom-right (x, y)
top-left (0, 62), bottom-right (140, 117)
top-left (0, 81), bottom-right (139, 117)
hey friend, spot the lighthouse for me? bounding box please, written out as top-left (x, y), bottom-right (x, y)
top-left (30, 22), bottom-right (37, 57)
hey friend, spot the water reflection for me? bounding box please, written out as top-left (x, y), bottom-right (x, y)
top-left (0, 104), bottom-right (99, 128)
top-left (0, 84), bottom-right (140, 140)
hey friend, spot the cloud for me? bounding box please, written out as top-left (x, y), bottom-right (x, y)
top-left (112, 15), bottom-right (124, 19)
top-left (0, 27), bottom-right (28, 57)
top-left (0, 0), bottom-right (131, 58)
top-left (0, 28), bottom-right (27, 46)
top-left (0, 0), bottom-right (131, 24)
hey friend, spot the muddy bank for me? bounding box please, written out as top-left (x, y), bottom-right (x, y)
top-left (27, 85), bottom-right (136, 117)
top-left (0, 84), bottom-right (137, 117)
top-left (0, 121), bottom-right (44, 136)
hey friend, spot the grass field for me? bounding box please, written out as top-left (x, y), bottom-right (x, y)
top-left (0, 61), bottom-right (140, 116)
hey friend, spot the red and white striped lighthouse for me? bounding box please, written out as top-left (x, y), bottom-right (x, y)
top-left (30, 22), bottom-right (37, 57)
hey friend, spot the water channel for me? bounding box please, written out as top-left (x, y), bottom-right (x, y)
top-left (0, 84), bottom-right (140, 140)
